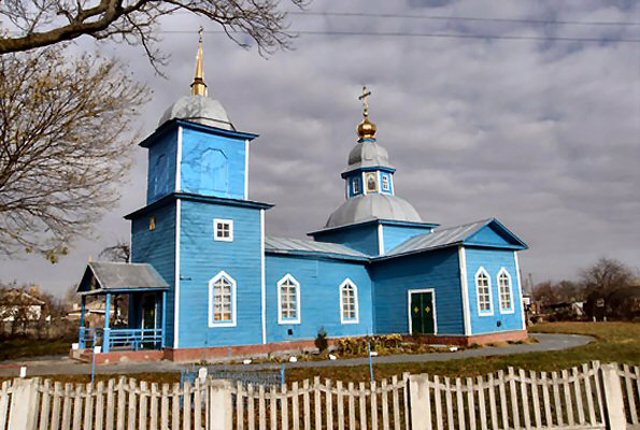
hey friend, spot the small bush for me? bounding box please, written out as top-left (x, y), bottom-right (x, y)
top-left (314, 328), bottom-right (329, 352)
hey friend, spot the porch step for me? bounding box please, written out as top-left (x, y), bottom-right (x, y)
top-left (72, 349), bottom-right (94, 363)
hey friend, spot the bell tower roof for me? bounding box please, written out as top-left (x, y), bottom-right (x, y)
top-left (158, 28), bottom-right (234, 131)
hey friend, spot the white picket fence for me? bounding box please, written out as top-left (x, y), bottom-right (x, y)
top-left (0, 361), bottom-right (639, 429)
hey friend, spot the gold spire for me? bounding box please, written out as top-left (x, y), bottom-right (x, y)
top-left (190, 27), bottom-right (208, 97)
top-left (357, 86), bottom-right (377, 140)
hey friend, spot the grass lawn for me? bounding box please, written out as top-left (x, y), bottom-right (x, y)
top-left (2, 322), bottom-right (638, 384)
top-left (0, 337), bottom-right (73, 361)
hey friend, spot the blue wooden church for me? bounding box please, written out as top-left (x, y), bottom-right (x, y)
top-left (76, 40), bottom-right (528, 362)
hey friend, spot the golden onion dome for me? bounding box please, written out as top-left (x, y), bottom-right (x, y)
top-left (357, 115), bottom-right (377, 140)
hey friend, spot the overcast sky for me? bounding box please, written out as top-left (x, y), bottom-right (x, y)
top-left (1, 0), bottom-right (639, 297)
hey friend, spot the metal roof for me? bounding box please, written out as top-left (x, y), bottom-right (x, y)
top-left (159, 94), bottom-right (235, 131)
top-left (325, 194), bottom-right (423, 228)
top-left (78, 262), bottom-right (169, 295)
top-left (386, 218), bottom-right (493, 257)
top-left (265, 237), bottom-right (367, 259)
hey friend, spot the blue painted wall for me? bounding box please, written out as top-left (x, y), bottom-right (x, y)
top-left (312, 224), bottom-right (379, 256)
top-left (177, 200), bottom-right (262, 348)
top-left (130, 201), bottom-right (176, 346)
top-left (464, 247), bottom-right (524, 335)
top-left (466, 224), bottom-right (518, 248)
top-left (382, 225), bottom-right (432, 253)
top-left (265, 255), bottom-right (373, 342)
top-left (180, 127), bottom-right (246, 200)
top-left (146, 129), bottom-right (178, 204)
top-left (370, 248), bottom-right (465, 335)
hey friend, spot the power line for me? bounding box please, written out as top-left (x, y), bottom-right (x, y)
top-left (287, 11), bottom-right (640, 27)
top-left (160, 29), bottom-right (640, 44)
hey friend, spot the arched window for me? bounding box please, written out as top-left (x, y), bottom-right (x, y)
top-left (498, 269), bottom-right (513, 312)
top-left (209, 272), bottom-right (236, 327)
top-left (475, 268), bottom-right (493, 315)
top-left (278, 275), bottom-right (300, 324)
top-left (340, 280), bottom-right (359, 324)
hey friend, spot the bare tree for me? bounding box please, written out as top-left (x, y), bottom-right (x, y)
top-left (99, 240), bottom-right (131, 263)
top-left (0, 46), bottom-right (148, 260)
top-left (0, 0), bottom-right (307, 69)
top-left (579, 257), bottom-right (636, 294)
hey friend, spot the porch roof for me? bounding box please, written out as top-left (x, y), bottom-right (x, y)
top-left (77, 262), bottom-right (169, 296)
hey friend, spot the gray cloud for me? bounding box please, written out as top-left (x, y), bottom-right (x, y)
top-left (1, 0), bottom-right (638, 295)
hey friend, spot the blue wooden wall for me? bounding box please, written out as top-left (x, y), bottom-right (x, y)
top-left (130, 201), bottom-right (176, 347)
top-left (369, 248), bottom-right (465, 335)
top-left (265, 255), bottom-right (373, 342)
top-left (146, 129), bottom-right (177, 204)
top-left (180, 127), bottom-right (246, 200)
top-left (177, 200), bottom-right (262, 348)
top-left (382, 225), bottom-right (432, 253)
top-left (464, 247), bottom-right (524, 335)
top-left (312, 224), bottom-right (379, 256)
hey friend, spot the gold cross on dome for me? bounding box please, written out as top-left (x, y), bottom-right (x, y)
top-left (358, 86), bottom-right (372, 117)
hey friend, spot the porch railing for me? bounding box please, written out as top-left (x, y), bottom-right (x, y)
top-left (79, 327), bottom-right (163, 352)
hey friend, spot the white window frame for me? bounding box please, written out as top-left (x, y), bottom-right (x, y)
top-left (475, 267), bottom-right (494, 316)
top-left (208, 271), bottom-right (237, 327)
top-left (277, 274), bottom-right (301, 325)
top-left (340, 279), bottom-right (359, 324)
top-left (213, 218), bottom-right (234, 242)
top-left (381, 174), bottom-right (390, 192)
top-left (352, 177), bottom-right (361, 195)
top-left (497, 268), bottom-right (514, 314)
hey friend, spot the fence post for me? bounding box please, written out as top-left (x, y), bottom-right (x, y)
top-left (8, 378), bottom-right (39, 430)
top-left (408, 374), bottom-right (430, 430)
top-left (209, 379), bottom-right (232, 430)
top-left (601, 363), bottom-right (626, 430)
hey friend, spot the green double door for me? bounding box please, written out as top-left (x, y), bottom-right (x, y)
top-left (410, 291), bottom-right (435, 335)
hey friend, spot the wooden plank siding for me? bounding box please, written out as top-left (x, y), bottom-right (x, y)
top-left (370, 248), bottom-right (465, 336)
top-left (178, 200), bottom-right (263, 348)
top-left (265, 255), bottom-right (373, 343)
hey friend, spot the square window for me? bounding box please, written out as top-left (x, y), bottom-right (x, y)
top-left (214, 219), bottom-right (234, 242)
top-left (382, 175), bottom-right (390, 191)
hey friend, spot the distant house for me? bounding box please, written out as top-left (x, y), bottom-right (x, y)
top-left (0, 289), bottom-right (45, 322)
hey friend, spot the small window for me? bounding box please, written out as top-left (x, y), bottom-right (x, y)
top-left (149, 216), bottom-right (157, 231)
top-left (498, 269), bottom-right (513, 312)
top-left (381, 175), bottom-right (390, 192)
top-left (214, 219), bottom-right (233, 242)
top-left (209, 271), bottom-right (236, 327)
top-left (476, 268), bottom-right (493, 315)
top-left (278, 275), bottom-right (300, 324)
top-left (352, 177), bottom-right (361, 195)
top-left (340, 280), bottom-right (359, 324)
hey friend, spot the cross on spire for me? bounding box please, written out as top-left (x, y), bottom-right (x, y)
top-left (358, 86), bottom-right (372, 117)
top-left (191, 26), bottom-right (208, 97)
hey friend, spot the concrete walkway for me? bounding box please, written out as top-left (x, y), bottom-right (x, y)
top-left (0, 333), bottom-right (593, 378)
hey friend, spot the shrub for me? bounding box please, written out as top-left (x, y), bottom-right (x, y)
top-left (314, 328), bottom-right (329, 352)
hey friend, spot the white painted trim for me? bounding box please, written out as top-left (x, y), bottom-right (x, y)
top-left (208, 271), bottom-right (237, 327)
top-left (458, 247), bottom-right (472, 335)
top-left (407, 288), bottom-right (438, 335)
top-left (260, 209), bottom-right (266, 344)
top-left (497, 267), bottom-right (515, 314)
top-left (277, 274), bottom-right (301, 325)
top-left (244, 139), bottom-right (249, 199)
top-left (339, 278), bottom-right (360, 324)
top-left (175, 126), bottom-right (183, 192)
top-left (475, 267), bottom-right (494, 316)
top-left (514, 252), bottom-right (527, 330)
top-left (377, 223), bottom-right (385, 256)
top-left (173, 199), bottom-right (181, 348)
top-left (361, 171), bottom-right (367, 196)
top-left (213, 218), bottom-right (234, 242)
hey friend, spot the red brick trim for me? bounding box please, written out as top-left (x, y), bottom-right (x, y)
top-left (75, 330), bottom-right (527, 364)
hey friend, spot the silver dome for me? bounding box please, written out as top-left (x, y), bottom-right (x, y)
top-left (343, 141), bottom-right (394, 174)
top-left (159, 95), bottom-right (234, 130)
top-left (325, 194), bottom-right (422, 228)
